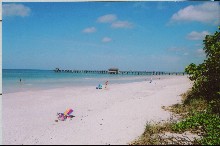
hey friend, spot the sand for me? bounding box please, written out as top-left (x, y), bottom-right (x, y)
top-left (2, 76), bottom-right (191, 145)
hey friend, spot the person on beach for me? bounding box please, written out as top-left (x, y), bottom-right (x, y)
top-left (105, 81), bottom-right (108, 89)
top-left (150, 78), bottom-right (152, 83)
top-left (20, 78), bottom-right (21, 82)
top-left (96, 84), bottom-right (102, 89)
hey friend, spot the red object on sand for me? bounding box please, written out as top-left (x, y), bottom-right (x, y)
top-left (64, 109), bottom-right (73, 116)
top-left (67, 109), bottom-right (73, 115)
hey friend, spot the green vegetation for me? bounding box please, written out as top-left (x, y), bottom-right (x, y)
top-left (131, 121), bottom-right (174, 145)
top-left (172, 112), bottom-right (220, 145)
top-left (165, 91), bottom-right (208, 118)
top-left (131, 27), bottom-right (220, 145)
top-left (183, 26), bottom-right (220, 145)
top-left (132, 90), bottom-right (220, 145)
top-left (185, 27), bottom-right (220, 102)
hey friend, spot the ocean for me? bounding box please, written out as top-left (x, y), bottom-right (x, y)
top-left (3, 69), bottom-right (152, 94)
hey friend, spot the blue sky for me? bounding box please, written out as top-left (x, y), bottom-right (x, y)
top-left (2, 1), bottom-right (220, 72)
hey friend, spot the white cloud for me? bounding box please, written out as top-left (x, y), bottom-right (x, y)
top-left (168, 47), bottom-right (189, 56)
top-left (111, 21), bottom-right (133, 29)
top-left (196, 49), bottom-right (206, 57)
top-left (170, 2), bottom-right (220, 25)
top-left (97, 14), bottom-right (134, 29)
top-left (187, 31), bottom-right (210, 40)
top-left (3, 4), bottom-right (31, 17)
top-left (102, 37), bottom-right (112, 43)
top-left (82, 27), bottom-right (96, 33)
top-left (97, 14), bottom-right (117, 23)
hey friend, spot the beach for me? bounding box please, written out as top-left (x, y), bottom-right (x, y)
top-left (2, 76), bottom-right (191, 145)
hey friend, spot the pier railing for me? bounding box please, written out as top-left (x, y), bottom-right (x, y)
top-left (54, 68), bottom-right (185, 76)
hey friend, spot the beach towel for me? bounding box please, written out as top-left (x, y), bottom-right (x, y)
top-left (57, 108), bottom-right (74, 121)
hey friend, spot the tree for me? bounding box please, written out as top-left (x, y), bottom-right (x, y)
top-left (185, 27), bottom-right (220, 100)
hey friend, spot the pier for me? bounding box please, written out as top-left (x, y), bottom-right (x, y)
top-left (54, 68), bottom-right (185, 76)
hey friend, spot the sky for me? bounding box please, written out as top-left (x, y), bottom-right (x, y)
top-left (2, 1), bottom-right (220, 72)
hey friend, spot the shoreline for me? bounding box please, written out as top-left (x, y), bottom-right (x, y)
top-left (3, 75), bottom-right (185, 94)
top-left (3, 76), bottom-right (191, 145)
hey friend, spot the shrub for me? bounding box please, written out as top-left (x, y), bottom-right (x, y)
top-left (185, 27), bottom-right (220, 101)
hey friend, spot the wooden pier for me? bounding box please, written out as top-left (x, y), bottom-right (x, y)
top-left (54, 68), bottom-right (185, 76)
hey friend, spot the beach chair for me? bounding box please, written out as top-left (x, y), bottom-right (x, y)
top-left (57, 108), bottom-right (74, 121)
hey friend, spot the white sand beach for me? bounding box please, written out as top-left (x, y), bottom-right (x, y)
top-left (3, 76), bottom-right (191, 145)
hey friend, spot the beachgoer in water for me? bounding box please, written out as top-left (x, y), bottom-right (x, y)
top-left (20, 78), bottom-right (21, 82)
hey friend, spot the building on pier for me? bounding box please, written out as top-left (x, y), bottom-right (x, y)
top-left (54, 68), bottom-right (61, 72)
top-left (108, 68), bottom-right (119, 74)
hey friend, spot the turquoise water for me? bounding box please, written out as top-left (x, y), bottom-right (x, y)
top-left (3, 69), bottom-right (151, 93)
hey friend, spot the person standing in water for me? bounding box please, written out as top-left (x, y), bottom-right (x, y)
top-left (20, 78), bottom-right (21, 82)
